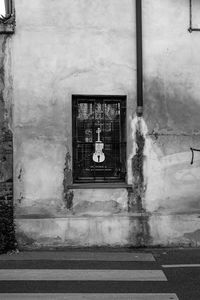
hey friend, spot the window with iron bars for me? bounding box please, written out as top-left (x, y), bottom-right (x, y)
top-left (72, 95), bottom-right (126, 183)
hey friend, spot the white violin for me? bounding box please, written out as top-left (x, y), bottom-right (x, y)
top-left (92, 128), bottom-right (105, 163)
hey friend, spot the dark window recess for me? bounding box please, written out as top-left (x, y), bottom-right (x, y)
top-left (72, 95), bottom-right (126, 183)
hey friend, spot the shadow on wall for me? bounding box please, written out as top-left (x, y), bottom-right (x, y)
top-left (144, 76), bottom-right (200, 134)
top-left (142, 76), bottom-right (200, 214)
top-left (128, 215), bottom-right (152, 247)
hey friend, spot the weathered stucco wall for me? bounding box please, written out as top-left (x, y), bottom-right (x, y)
top-left (13, 0), bottom-right (138, 247)
top-left (143, 0), bottom-right (200, 213)
top-left (142, 0), bottom-right (200, 245)
top-left (12, 0), bottom-right (200, 248)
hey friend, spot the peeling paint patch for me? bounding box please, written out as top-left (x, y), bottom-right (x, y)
top-left (129, 116), bottom-right (147, 213)
top-left (65, 190), bottom-right (74, 210)
top-left (16, 231), bottom-right (35, 247)
top-left (127, 116), bottom-right (152, 245)
top-left (63, 152), bottom-right (72, 185)
top-left (131, 129), bottom-right (145, 211)
top-left (128, 215), bottom-right (152, 247)
top-left (73, 200), bottom-right (122, 215)
top-left (183, 229), bottom-right (200, 246)
top-left (136, 216), bottom-right (152, 246)
top-left (63, 151), bottom-right (73, 210)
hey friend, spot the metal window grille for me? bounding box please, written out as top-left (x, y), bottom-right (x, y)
top-left (72, 95), bottom-right (126, 183)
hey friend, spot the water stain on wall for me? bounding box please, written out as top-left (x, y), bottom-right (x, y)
top-left (129, 128), bottom-right (145, 212)
top-left (63, 151), bottom-right (73, 210)
top-left (128, 215), bottom-right (152, 247)
top-left (144, 76), bottom-right (200, 134)
top-left (183, 229), bottom-right (200, 246)
top-left (127, 116), bottom-right (152, 245)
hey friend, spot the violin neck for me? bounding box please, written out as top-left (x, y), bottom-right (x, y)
top-left (97, 128), bottom-right (101, 142)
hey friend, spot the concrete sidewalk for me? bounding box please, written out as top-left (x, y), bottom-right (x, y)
top-left (1, 248), bottom-right (200, 264)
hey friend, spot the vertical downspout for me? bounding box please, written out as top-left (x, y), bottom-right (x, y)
top-left (4, 0), bottom-right (12, 16)
top-left (136, 0), bottom-right (143, 116)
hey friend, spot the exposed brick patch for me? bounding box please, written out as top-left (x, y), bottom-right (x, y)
top-left (0, 35), bottom-right (16, 253)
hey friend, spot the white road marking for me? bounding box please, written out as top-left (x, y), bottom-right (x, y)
top-left (0, 252), bottom-right (155, 262)
top-left (0, 269), bottom-right (167, 281)
top-left (0, 293), bottom-right (179, 300)
top-left (162, 264), bottom-right (200, 268)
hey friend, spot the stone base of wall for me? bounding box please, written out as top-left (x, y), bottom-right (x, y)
top-left (15, 213), bottom-right (200, 249)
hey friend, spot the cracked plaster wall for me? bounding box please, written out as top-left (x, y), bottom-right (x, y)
top-left (12, 0), bottom-right (200, 247)
top-left (142, 0), bottom-right (200, 215)
top-left (140, 0), bottom-right (200, 245)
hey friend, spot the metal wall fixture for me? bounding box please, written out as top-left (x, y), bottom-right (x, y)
top-left (188, 0), bottom-right (200, 32)
top-left (190, 147), bottom-right (200, 164)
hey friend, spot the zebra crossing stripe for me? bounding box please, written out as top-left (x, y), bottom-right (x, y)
top-left (0, 252), bottom-right (155, 262)
top-left (0, 269), bottom-right (167, 281)
top-left (0, 293), bottom-right (179, 299)
top-left (162, 264), bottom-right (200, 268)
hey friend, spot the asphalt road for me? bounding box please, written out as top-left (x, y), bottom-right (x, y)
top-left (153, 248), bottom-right (200, 300)
top-left (0, 249), bottom-right (199, 299)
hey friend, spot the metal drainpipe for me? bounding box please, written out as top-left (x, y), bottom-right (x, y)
top-left (4, 0), bottom-right (12, 16)
top-left (136, 0), bottom-right (143, 116)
